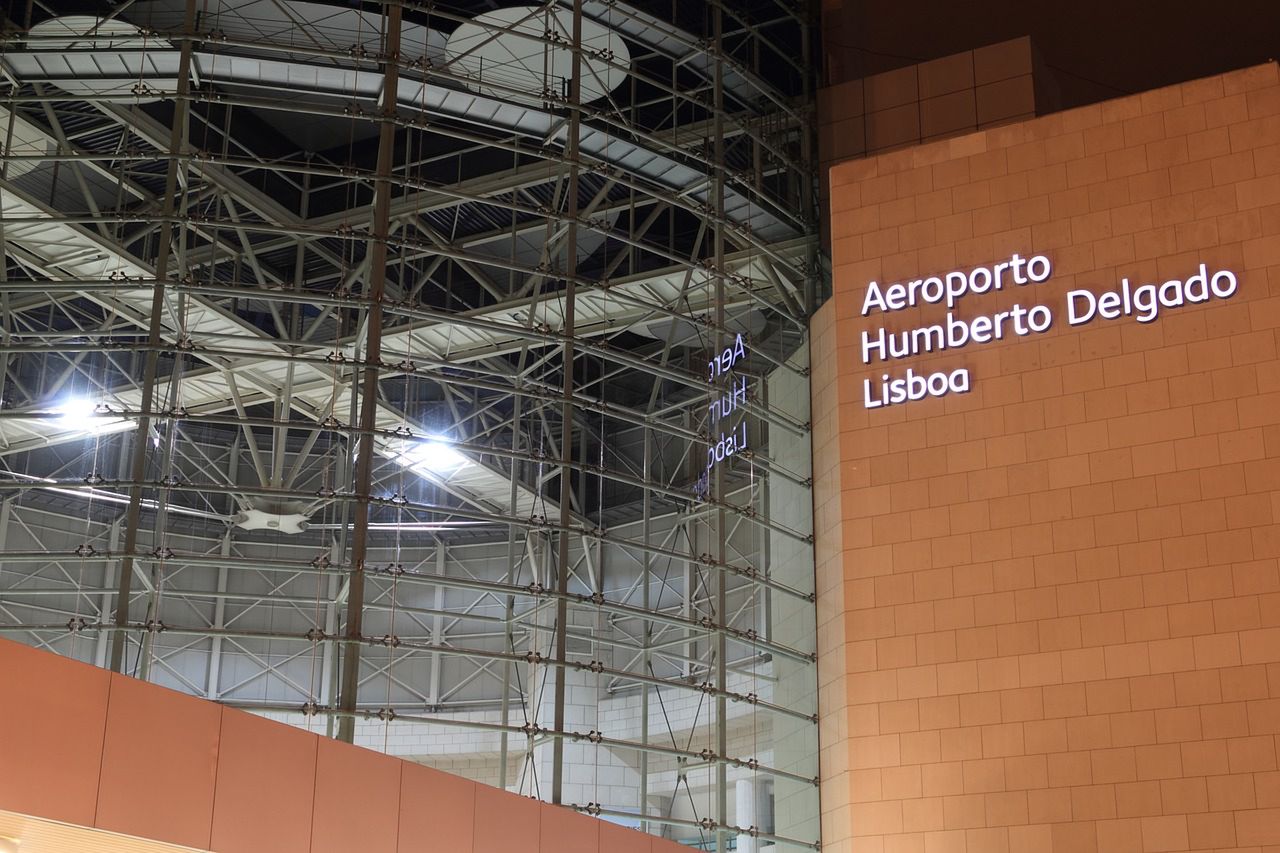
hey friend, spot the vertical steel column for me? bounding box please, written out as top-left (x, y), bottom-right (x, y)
top-left (206, 535), bottom-right (231, 698)
top-left (137, 356), bottom-right (183, 682)
top-left (0, 64), bottom-right (18, 419)
top-left (551, 0), bottom-right (585, 806)
top-left (427, 540), bottom-right (446, 705)
top-left (326, 414), bottom-right (353, 739)
top-left (0, 501), bottom-right (10, 618)
top-left (109, 0), bottom-right (197, 673)
top-left (639, 426), bottom-right (651, 829)
top-left (499, 392), bottom-right (523, 790)
top-left (94, 518), bottom-right (121, 669)
top-left (320, 553), bottom-right (341, 738)
top-left (206, 435), bottom-right (239, 695)
top-left (712, 4), bottom-right (729, 850)
top-left (760, 379), bottom-right (773, 641)
top-left (336, 0), bottom-right (402, 743)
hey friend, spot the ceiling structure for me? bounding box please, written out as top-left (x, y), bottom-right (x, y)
top-left (0, 0), bottom-right (820, 849)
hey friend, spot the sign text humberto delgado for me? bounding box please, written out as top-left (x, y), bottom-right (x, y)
top-left (858, 253), bottom-right (1239, 409)
top-left (694, 333), bottom-right (750, 500)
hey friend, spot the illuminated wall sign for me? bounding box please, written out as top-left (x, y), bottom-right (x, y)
top-left (860, 254), bottom-right (1239, 409)
top-left (695, 333), bottom-right (749, 499)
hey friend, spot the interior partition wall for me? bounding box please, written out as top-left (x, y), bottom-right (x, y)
top-left (0, 0), bottom-right (821, 849)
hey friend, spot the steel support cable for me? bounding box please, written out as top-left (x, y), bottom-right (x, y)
top-left (307, 439), bottom-right (335, 720)
top-left (3, 583), bottom-right (509, 622)
top-left (69, 383), bottom-right (109, 661)
top-left (206, 695), bottom-right (817, 796)
top-left (555, 3), bottom-right (599, 796)
top-left (34, 619), bottom-right (817, 746)
top-left (496, 365), bottom-right (527, 790)
top-left (637, 425), bottom-right (655, 824)
top-left (0, 483), bottom-right (809, 615)
top-left (647, 658), bottom-right (709, 847)
top-left (710, 7), bottom-right (731, 848)
top-left (0, 482), bottom-right (814, 603)
top-left (588, 349), bottom-right (606, 811)
top-left (0, 587), bottom-right (772, 680)
top-left (335, 0), bottom-right (402, 743)
top-left (382, 480), bottom-right (405, 752)
top-left (680, 659), bottom-right (712, 836)
top-left (135, 288), bottom-right (191, 682)
top-left (106, 0), bottom-right (197, 673)
top-left (0, 544), bottom-right (815, 664)
top-left (380, 117), bottom-right (438, 719)
top-left (572, 803), bottom-right (818, 851)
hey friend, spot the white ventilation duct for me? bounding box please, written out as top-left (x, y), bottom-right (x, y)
top-left (26, 16), bottom-right (177, 102)
top-left (444, 6), bottom-right (630, 106)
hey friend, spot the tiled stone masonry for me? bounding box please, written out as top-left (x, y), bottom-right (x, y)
top-left (818, 38), bottom-right (1043, 252)
top-left (817, 62), bottom-right (1280, 853)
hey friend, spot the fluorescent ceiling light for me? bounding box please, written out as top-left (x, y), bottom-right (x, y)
top-left (398, 437), bottom-right (469, 474)
top-left (52, 398), bottom-right (132, 435)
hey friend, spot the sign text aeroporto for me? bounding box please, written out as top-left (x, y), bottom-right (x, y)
top-left (859, 254), bottom-right (1239, 408)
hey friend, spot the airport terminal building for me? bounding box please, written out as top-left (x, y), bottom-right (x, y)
top-left (0, 3), bottom-right (1278, 852)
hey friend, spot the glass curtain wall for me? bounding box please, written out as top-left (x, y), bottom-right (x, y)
top-left (0, 0), bottom-right (819, 848)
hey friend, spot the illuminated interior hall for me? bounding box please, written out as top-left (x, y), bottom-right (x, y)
top-left (1, 2), bottom-right (1279, 853)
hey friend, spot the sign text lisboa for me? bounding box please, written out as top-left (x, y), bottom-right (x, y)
top-left (694, 333), bottom-right (749, 500)
top-left (859, 253), bottom-right (1239, 408)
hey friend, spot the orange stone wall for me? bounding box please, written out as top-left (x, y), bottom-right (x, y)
top-left (0, 638), bottom-right (672, 853)
top-left (815, 63), bottom-right (1280, 853)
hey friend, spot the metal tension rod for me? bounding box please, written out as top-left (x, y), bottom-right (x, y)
top-left (551, 0), bottom-right (585, 807)
top-left (108, 0), bottom-right (197, 674)
top-left (336, 0), bottom-right (403, 744)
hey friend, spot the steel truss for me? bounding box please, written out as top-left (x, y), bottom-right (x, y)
top-left (0, 0), bottom-right (820, 849)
